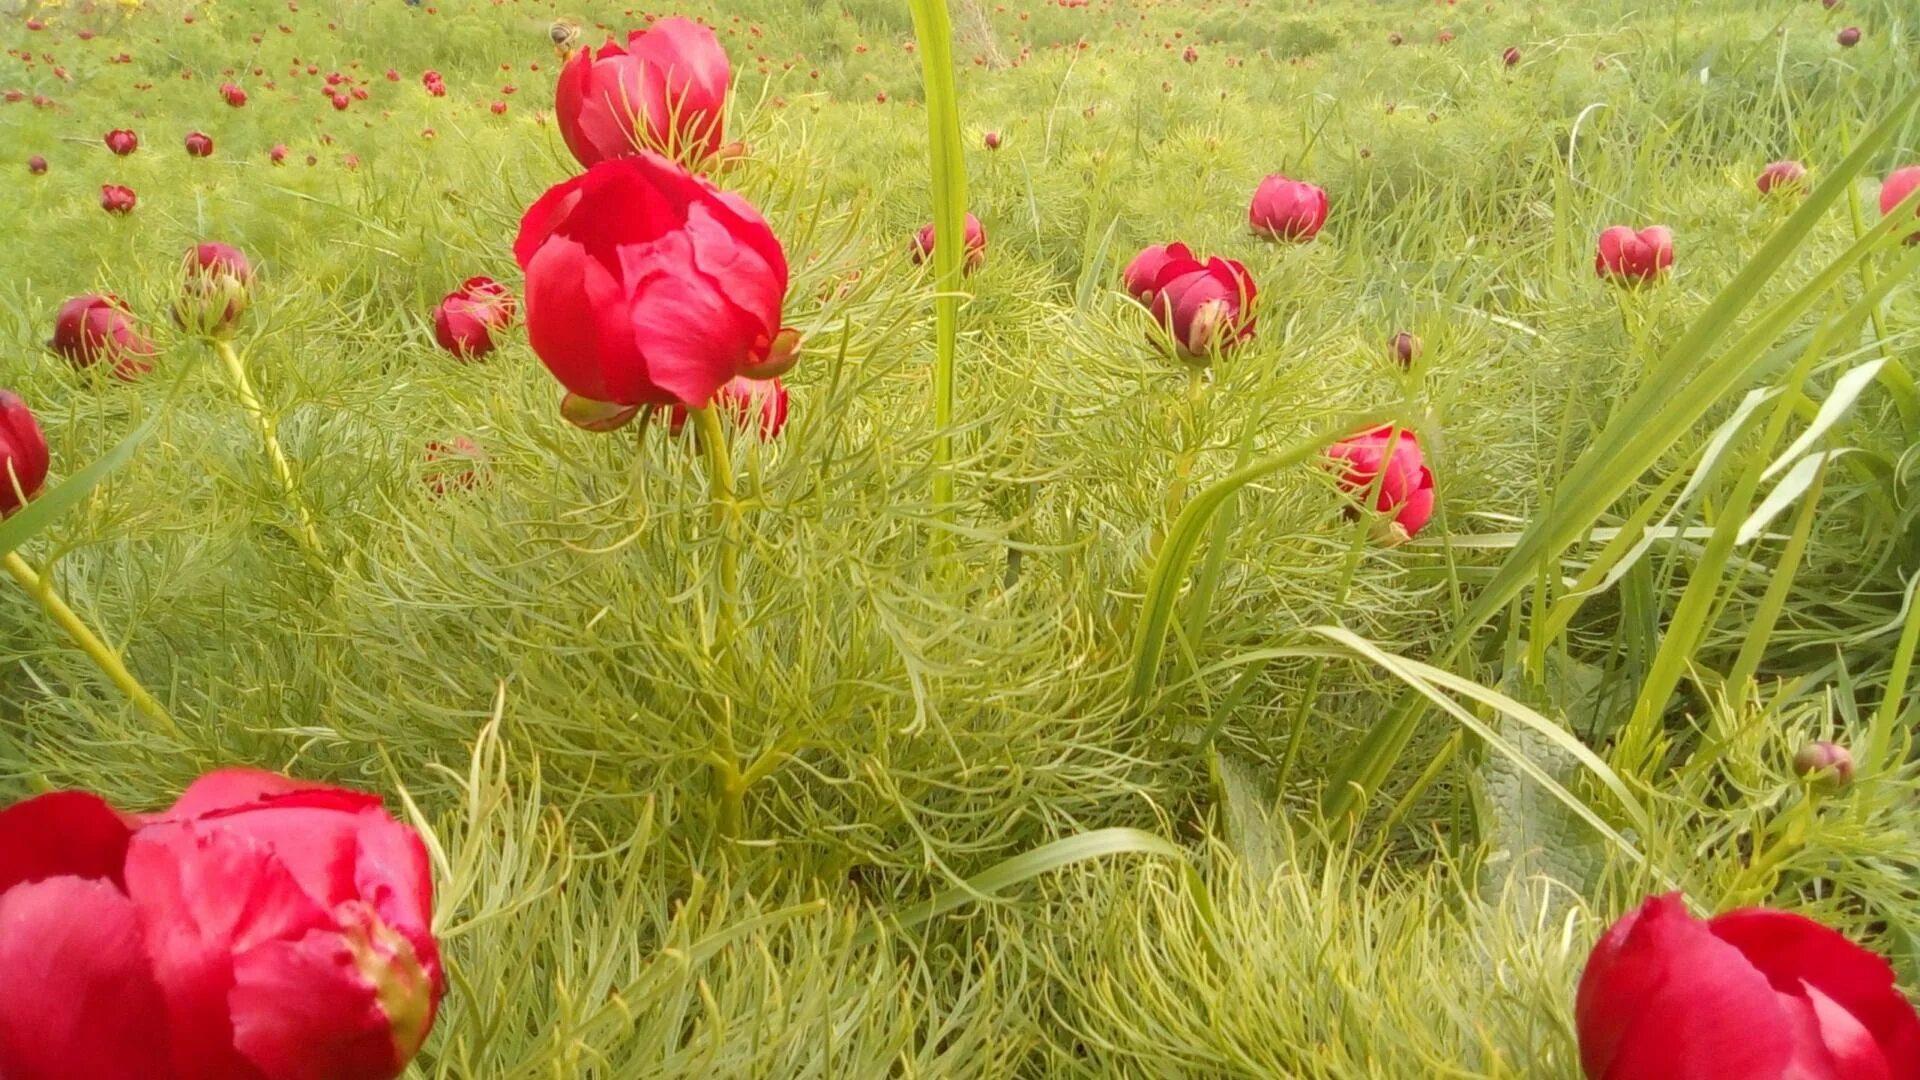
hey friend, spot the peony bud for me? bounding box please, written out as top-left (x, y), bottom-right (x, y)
top-left (665, 376), bottom-right (790, 441)
top-left (1249, 175), bottom-right (1329, 242)
top-left (424, 437), bottom-right (485, 495)
top-left (103, 128), bottom-right (138, 155)
top-left (26, 154), bottom-right (46, 175)
top-left (1327, 425), bottom-right (1435, 542)
top-left (175, 243), bottom-right (255, 337)
top-left (0, 391), bottom-right (50, 516)
top-left (1391, 331), bottom-right (1423, 369)
top-left (739, 327), bottom-right (802, 380)
top-left (50, 294), bottom-right (157, 381)
top-left (99, 184), bottom-right (137, 214)
top-left (561, 393), bottom-right (643, 433)
top-left (1793, 741), bottom-right (1854, 790)
top-left (1836, 26), bottom-right (1860, 48)
top-left (983, 130), bottom-right (1002, 150)
top-left (1502, 46), bottom-right (1521, 67)
top-left (912, 213), bottom-right (988, 273)
top-left (1595, 225), bottom-right (1674, 285)
top-left (183, 130), bottom-right (213, 157)
top-left (1755, 160), bottom-right (1808, 197)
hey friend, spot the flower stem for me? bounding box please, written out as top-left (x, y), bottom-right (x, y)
top-left (213, 339), bottom-right (325, 563)
top-left (3, 551), bottom-right (180, 739)
top-left (1151, 366), bottom-right (1211, 557)
top-left (692, 405), bottom-right (745, 839)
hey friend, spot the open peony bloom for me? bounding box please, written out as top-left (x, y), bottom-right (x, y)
top-left (51, 293), bottom-right (158, 380)
top-left (911, 212), bottom-right (988, 273)
top-left (0, 769), bottom-right (444, 1080)
top-left (1248, 174), bottom-right (1329, 242)
top-left (1577, 893), bottom-right (1920, 1080)
top-left (1595, 225), bottom-right (1674, 285)
top-left (432, 276), bottom-right (518, 359)
top-left (1326, 425), bottom-right (1435, 542)
top-left (0, 391), bottom-right (50, 516)
top-left (555, 17), bottom-right (730, 168)
top-left (1144, 252), bottom-right (1258, 362)
top-left (1121, 242), bottom-right (1196, 304)
top-left (514, 152), bottom-right (791, 411)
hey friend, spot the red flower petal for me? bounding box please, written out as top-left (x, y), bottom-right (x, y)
top-left (0, 876), bottom-right (173, 1080)
top-left (0, 790), bottom-right (136, 893)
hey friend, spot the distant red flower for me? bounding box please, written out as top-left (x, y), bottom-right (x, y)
top-left (1837, 26), bottom-right (1861, 48)
top-left (1249, 175), bottom-right (1329, 241)
top-left (103, 128), bottom-right (138, 155)
top-left (424, 438), bottom-right (485, 494)
top-left (490, 100), bottom-right (507, 115)
top-left (912, 213), bottom-right (988, 273)
top-left (432, 276), bottom-right (517, 359)
top-left (99, 184), bottom-right (137, 214)
top-left (664, 375), bottom-right (790, 440)
top-left (269, 144), bottom-right (288, 164)
top-left (1390, 331), bottom-right (1423, 369)
top-left (50, 294), bottom-right (156, 380)
top-left (183, 130), bottom-right (213, 157)
top-left (1326, 425), bottom-right (1434, 542)
top-left (26, 154), bottom-right (46, 175)
top-left (555, 17), bottom-right (731, 168)
top-left (1595, 225), bottom-right (1675, 285)
top-left (220, 82), bottom-right (247, 107)
top-left (983, 130), bottom-right (1002, 150)
top-left (0, 391), bottom-right (50, 516)
top-left (1756, 160), bottom-right (1808, 197)
top-left (1502, 46), bottom-right (1522, 66)
top-left (513, 153), bottom-right (791, 410)
top-left (1576, 893), bottom-right (1920, 1080)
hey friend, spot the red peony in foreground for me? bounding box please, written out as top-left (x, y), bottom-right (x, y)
top-left (432, 276), bottom-right (518, 359)
top-left (513, 152), bottom-right (791, 410)
top-left (0, 770), bottom-right (445, 1080)
top-left (1249, 175), bottom-right (1329, 242)
top-left (1142, 251), bottom-right (1258, 362)
top-left (555, 17), bottom-right (731, 168)
top-left (1595, 225), bottom-right (1674, 285)
top-left (51, 294), bottom-right (158, 380)
top-left (912, 212), bottom-right (988, 273)
top-left (1577, 893), bottom-right (1920, 1080)
top-left (1326, 425), bottom-right (1434, 542)
top-left (0, 391), bottom-right (49, 516)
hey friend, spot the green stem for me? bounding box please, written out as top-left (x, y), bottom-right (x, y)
top-left (1152, 366), bottom-right (1210, 558)
top-left (3, 551), bottom-right (180, 739)
top-left (213, 339), bottom-right (325, 562)
top-left (692, 406), bottom-right (745, 840)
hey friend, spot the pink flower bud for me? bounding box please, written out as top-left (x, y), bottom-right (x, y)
top-left (1595, 225), bottom-right (1675, 285)
top-left (1249, 175), bottom-right (1329, 242)
top-left (175, 243), bottom-right (255, 337)
top-left (50, 294), bottom-right (156, 380)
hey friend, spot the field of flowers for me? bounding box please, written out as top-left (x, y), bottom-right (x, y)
top-left (3, 0), bottom-right (1920, 1075)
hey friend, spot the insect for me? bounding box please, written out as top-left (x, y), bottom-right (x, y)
top-left (549, 19), bottom-right (582, 57)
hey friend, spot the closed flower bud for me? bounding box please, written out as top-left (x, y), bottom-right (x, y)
top-left (983, 130), bottom-right (1002, 150)
top-left (1879, 165), bottom-right (1920, 242)
top-left (1502, 46), bottom-right (1522, 67)
top-left (100, 184), bottom-right (137, 214)
top-left (1391, 331), bottom-right (1423, 369)
top-left (27, 154), bottom-right (47, 175)
top-left (175, 242), bottom-right (255, 337)
top-left (1595, 225), bottom-right (1674, 285)
top-left (1249, 174), bottom-right (1328, 242)
top-left (560, 392), bottom-right (642, 433)
top-left (1793, 741), bottom-right (1854, 790)
top-left (0, 391), bottom-right (50, 516)
top-left (104, 128), bottom-right (138, 154)
top-left (1755, 160), bottom-right (1808, 197)
top-left (183, 130), bottom-right (213, 157)
top-left (431, 276), bottom-right (517, 360)
top-left (912, 213), bottom-right (988, 273)
top-left (50, 294), bottom-right (156, 380)
top-left (1836, 26), bottom-right (1860, 48)
top-left (665, 375), bottom-right (789, 441)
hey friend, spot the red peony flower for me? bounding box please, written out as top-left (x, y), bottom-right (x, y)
top-left (1390, 331), bottom-right (1423, 369)
top-left (1837, 26), bottom-right (1861, 48)
top-left (983, 130), bottom-right (1002, 150)
top-left (1121, 242), bottom-right (1196, 304)
top-left (555, 17), bottom-right (731, 168)
top-left (1595, 225), bottom-right (1674, 285)
top-left (0, 391), bottom-right (50, 516)
top-left (269, 143), bottom-right (288, 164)
top-left (432, 276), bottom-right (517, 360)
top-left (0, 770), bottom-right (445, 1080)
top-left (1146, 253), bottom-right (1258, 361)
top-left (220, 82), bottom-right (247, 107)
top-left (27, 154), bottom-right (47, 174)
top-left (1577, 893), bottom-right (1920, 1080)
top-left (424, 437), bottom-right (485, 494)
top-left (104, 128), bottom-right (138, 155)
top-left (1326, 425), bottom-right (1434, 542)
top-left (1250, 174), bottom-right (1329, 242)
top-left (50, 294), bottom-right (156, 380)
top-left (911, 212), bottom-right (988, 272)
top-left (1756, 160), bottom-right (1808, 197)
top-left (99, 183), bottom-right (137, 214)
top-left (1879, 165), bottom-right (1920, 241)
top-left (183, 130), bottom-right (213, 157)
top-left (513, 153), bottom-right (790, 410)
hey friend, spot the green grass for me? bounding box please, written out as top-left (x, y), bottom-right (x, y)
top-left (3, 0), bottom-right (1919, 1073)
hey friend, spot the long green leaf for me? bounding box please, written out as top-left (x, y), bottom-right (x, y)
top-left (0, 412), bottom-right (162, 560)
top-left (1128, 417), bottom-right (1385, 707)
top-left (907, 0), bottom-right (970, 519)
top-left (854, 827), bottom-right (1191, 947)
